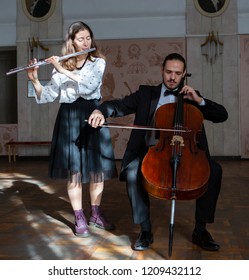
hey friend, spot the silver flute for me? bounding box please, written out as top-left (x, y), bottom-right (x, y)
top-left (6, 48), bottom-right (96, 75)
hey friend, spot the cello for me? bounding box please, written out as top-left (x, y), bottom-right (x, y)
top-left (141, 76), bottom-right (210, 256)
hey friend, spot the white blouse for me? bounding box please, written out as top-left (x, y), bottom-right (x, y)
top-left (35, 57), bottom-right (106, 104)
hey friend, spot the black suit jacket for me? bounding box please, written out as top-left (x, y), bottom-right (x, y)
top-left (98, 84), bottom-right (228, 180)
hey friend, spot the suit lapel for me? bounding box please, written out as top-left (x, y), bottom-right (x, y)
top-left (147, 84), bottom-right (162, 124)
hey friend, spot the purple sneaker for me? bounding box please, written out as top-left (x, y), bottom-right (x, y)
top-left (74, 209), bottom-right (90, 237)
top-left (89, 205), bottom-right (115, 230)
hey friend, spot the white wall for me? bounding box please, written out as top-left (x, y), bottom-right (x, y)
top-left (0, 0), bottom-right (16, 47)
top-left (1, 0), bottom-right (249, 47)
top-left (238, 0), bottom-right (249, 33)
top-left (62, 0), bottom-right (186, 39)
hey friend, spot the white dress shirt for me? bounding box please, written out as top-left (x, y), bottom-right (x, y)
top-left (157, 83), bottom-right (178, 110)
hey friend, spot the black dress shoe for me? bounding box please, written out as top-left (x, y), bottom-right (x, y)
top-left (134, 230), bottom-right (153, 251)
top-left (192, 229), bottom-right (220, 251)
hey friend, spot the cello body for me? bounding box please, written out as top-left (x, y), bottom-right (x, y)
top-left (141, 102), bottom-right (210, 200)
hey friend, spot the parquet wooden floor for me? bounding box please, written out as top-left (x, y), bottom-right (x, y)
top-left (0, 157), bottom-right (248, 260)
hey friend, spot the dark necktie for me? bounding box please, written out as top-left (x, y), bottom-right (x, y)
top-left (164, 89), bottom-right (178, 97)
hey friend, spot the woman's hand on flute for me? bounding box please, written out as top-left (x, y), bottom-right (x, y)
top-left (27, 58), bottom-right (39, 82)
top-left (45, 56), bottom-right (64, 73)
top-left (26, 58), bottom-right (42, 97)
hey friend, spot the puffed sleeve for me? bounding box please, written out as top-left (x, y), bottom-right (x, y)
top-left (35, 70), bottom-right (60, 104)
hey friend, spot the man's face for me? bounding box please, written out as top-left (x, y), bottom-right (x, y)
top-left (162, 59), bottom-right (186, 90)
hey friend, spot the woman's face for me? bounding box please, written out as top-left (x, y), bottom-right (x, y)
top-left (73, 29), bottom-right (92, 52)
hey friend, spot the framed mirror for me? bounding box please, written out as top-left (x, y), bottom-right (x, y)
top-left (193, 0), bottom-right (230, 17)
top-left (22, 0), bottom-right (56, 22)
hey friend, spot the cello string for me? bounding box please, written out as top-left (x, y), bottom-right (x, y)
top-left (174, 90), bottom-right (184, 156)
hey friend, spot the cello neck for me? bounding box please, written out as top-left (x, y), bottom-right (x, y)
top-left (174, 78), bottom-right (185, 128)
top-left (173, 73), bottom-right (191, 128)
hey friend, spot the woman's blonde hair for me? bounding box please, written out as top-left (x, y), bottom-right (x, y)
top-left (61, 21), bottom-right (104, 70)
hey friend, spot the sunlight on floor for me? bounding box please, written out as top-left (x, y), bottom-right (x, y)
top-left (0, 170), bottom-right (134, 260)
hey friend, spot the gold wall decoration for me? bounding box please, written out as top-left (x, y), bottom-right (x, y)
top-left (201, 31), bottom-right (223, 63)
top-left (28, 37), bottom-right (49, 60)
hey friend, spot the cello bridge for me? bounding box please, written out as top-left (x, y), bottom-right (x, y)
top-left (170, 135), bottom-right (185, 147)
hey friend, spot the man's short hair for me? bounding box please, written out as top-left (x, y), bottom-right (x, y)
top-left (162, 53), bottom-right (186, 71)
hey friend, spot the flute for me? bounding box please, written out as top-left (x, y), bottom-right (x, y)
top-left (6, 48), bottom-right (96, 75)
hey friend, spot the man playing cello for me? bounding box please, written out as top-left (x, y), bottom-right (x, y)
top-left (88, 53), bottom-right (228, 252)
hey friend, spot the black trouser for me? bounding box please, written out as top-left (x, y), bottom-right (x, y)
top-left (195, 159), bottom-right (222, 223)
top-left (125, 157), bottom-right (222, 225)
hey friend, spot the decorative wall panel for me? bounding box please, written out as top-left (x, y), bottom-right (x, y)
top-left (240, 35), bottom-right (249, 158)
top-left (0, 124), bottom-right (17, 156)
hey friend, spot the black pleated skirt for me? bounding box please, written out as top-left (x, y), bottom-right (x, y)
top-left (49, 97), bottom-right (117, 183)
